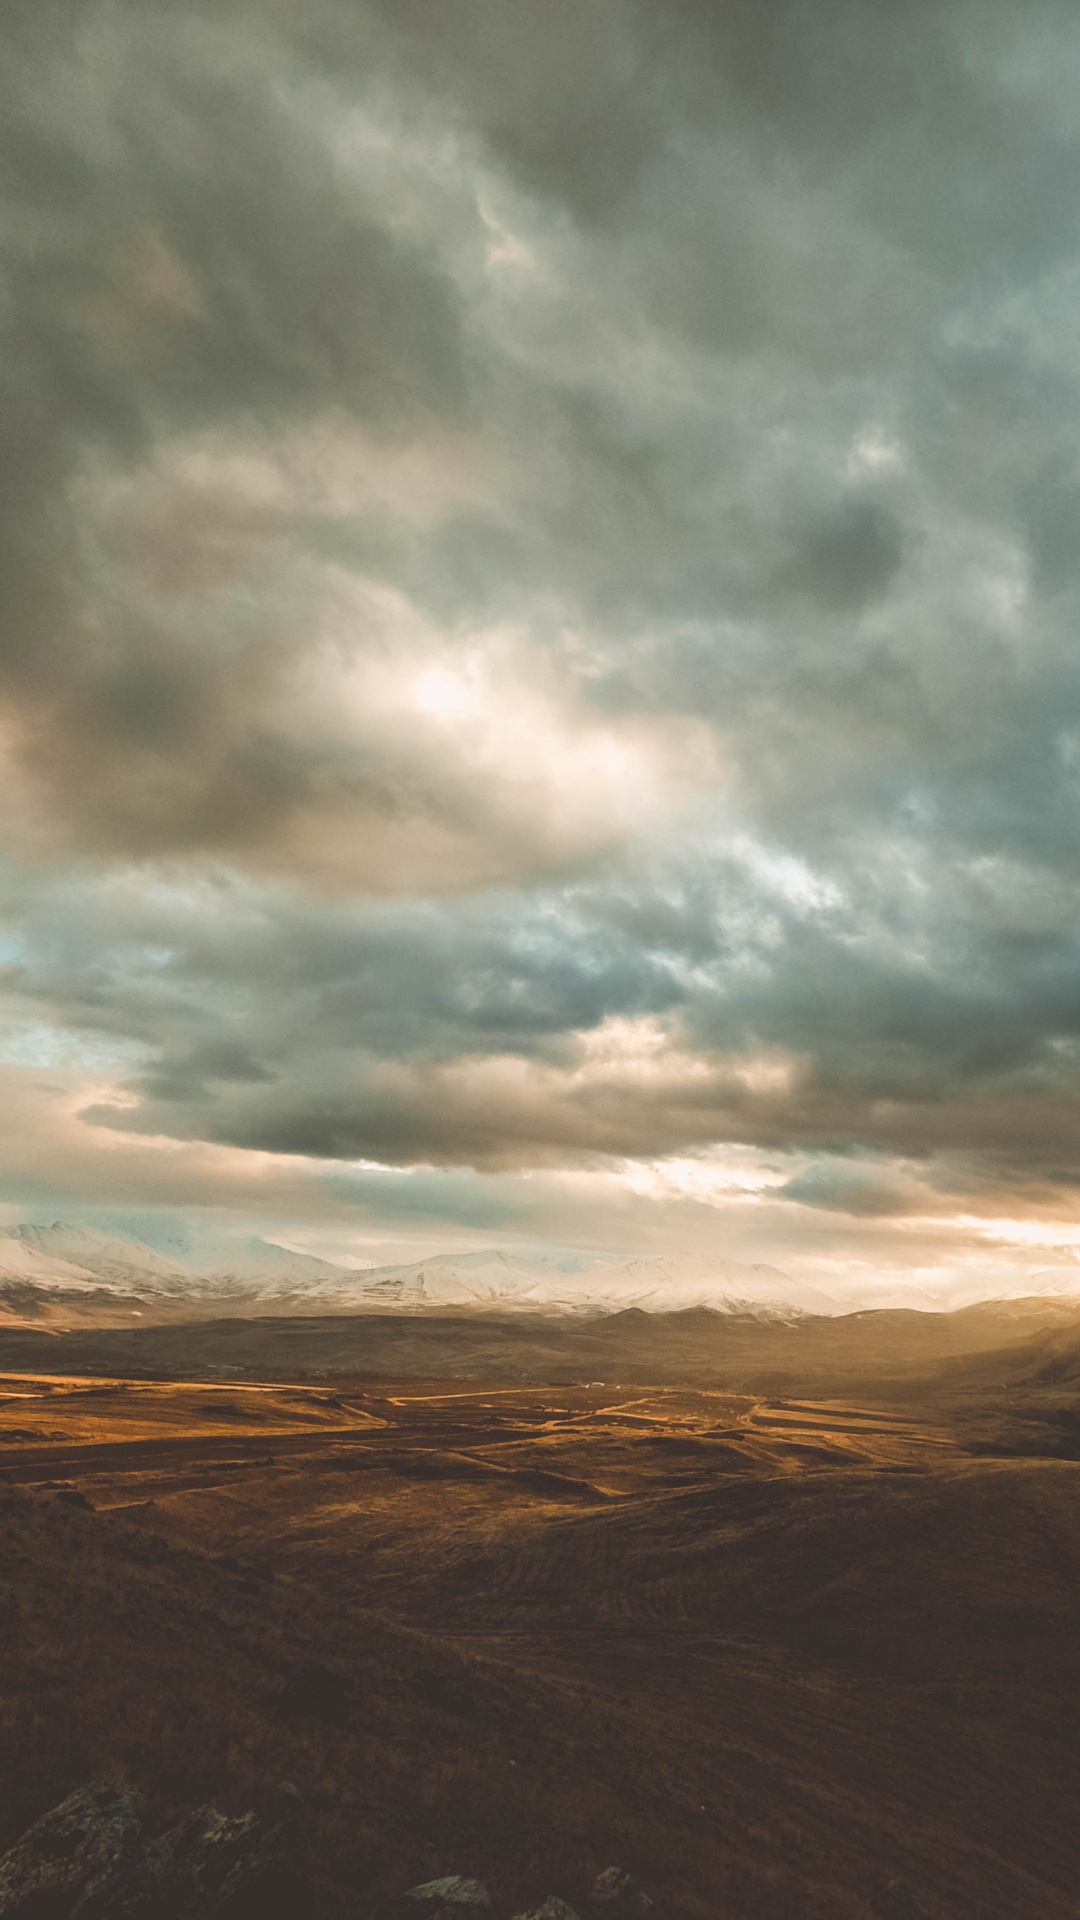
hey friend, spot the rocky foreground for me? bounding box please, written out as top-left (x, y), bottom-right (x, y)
top-left (0, 1785), bottom-right (925, 1920)
top-left (0, 1785), bottom-right (661, 1919)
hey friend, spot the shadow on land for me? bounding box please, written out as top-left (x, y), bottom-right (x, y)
top-left (2, 1298), bottom-right (1080, 1918)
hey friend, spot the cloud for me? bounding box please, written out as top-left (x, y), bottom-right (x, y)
top-left (2, 0), bottom-right (1080, 1284)
top-left (7, 815), bottom-right (1080, 1197)
top-left (322, 1166), bottom-right (521, 1231)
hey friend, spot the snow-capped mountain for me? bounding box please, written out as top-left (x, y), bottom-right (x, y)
top-left (0, 1219), bottom-right (354, 1311)
top-left (0, 1222), bottom-right (834, 1321)
top-left (87, 1217), bottom-right (354, 1284)
top-left (1, 1223), bottom-right (192, 1291)
top-left (3, 1219), bottom-right (1079, 1329)
top-left (0, 1233), bottom-right (110, 1293)
top-left (344, 1249), bottom-right (561, 1310)
top-left (345, 1248), bottom-right (840, 1317)
top-left (546, 1252), bottom-right (841, 1317)
top-left (936, 1266), bottom-right (1080, 1311)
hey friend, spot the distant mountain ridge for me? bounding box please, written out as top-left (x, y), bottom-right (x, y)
top-left (0, 1221), bottom-right (831, 1325)
top-left (352, 1247), bottom-right (840, 1317)
top-left (4, 1223), bottom-right (193, 1289)
top-left (3, 1220), bottom-right (1080, 1329)
top-left (0, 1221), bottom-right (351, 1307)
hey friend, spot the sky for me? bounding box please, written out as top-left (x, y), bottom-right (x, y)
top-left (3, 0), bottom-right (1080, 1301)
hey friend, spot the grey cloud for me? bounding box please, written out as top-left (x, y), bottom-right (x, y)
top-left (778, 1157), bottom-right (936, 1218)
top-left (1022, 454), bottom-right (1080, 594)
top-left (0, 0), bottom-right (1071, 885)
top-left (79, 1047), bottom-right (1080, 1180)
top-left (783, 499), bottom-right (907, 611)
top-left (321, 1167), bottom-right (520, 1230)
top-left (345, 0), bottom-right (663, 227)
top-left (4, 827), bottom-right (1080, 1188)
top-left (3, 0), bottom-right (1080, 1245)
top-left (2, 873), bottom-right (685, 1081)
top-left (0, 2), bottom-right (494, 882)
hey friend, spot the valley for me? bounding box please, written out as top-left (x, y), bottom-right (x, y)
top-left (2, 1332), bottom-right (1080, 1919)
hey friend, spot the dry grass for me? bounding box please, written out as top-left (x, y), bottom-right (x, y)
top-left (2, 1373), bottom-right (1080, 1918)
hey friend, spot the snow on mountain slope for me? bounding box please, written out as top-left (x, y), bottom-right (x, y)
top-left (184, 1237), bottom-right (356, 1284)
top-left (940, 1267), bottom-right (1080, 1311)
top-left (0, 1236), bottom-right (104, 1293)
top-left (2, 1223), bottom-right (1076, 1322)
top-left (0, 1225), bottom-right (831, 1318)
top-left (1, 1223), bottom-right (192, 1290)
top-left (0, 1222), bottom-right (354, 1294)
top-left (94, 1216), bottom-right (355, 1283)
top-left (313, 1247), bottom-right (837, 1317)
top-left (561, 1252), bottom-right (841, 1317)
top-left (347, 1249), bottom-right (554, 1309)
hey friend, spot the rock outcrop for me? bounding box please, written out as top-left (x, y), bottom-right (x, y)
top-left (4, 1791), bottom-right (670, 1920)
top-left (591, 1867), bottom-right (653, 1915)
top-left (95, 1802), bottom-right (298, 1917)
top-left (0, 1785), bottom-right (145, 1918)
top-left (0, 1788), bottom-right (301, 1920)
top-left (396, 1876), bottom-right (493, 1919)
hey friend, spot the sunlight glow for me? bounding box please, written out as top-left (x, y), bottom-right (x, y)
top-left (412, 666), bottom-right (479, 720)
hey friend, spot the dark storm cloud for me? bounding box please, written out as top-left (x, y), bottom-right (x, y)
top-left (782, 500), bottom-right (907, 612)
top-left (778, 1160), bottom-right (929, 1219)
top-left (4, 831), bottom-right (1080, 1192)
top-left (0, 0), bottom-right (482, 879)
top-left (3, 0), bottom-right (1080, 1233)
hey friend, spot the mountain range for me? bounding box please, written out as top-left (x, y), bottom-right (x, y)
top-left (3, 1220), bottom-right (1080, 1329)
top-left (0, 1222), bottom-right (836, 1326)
